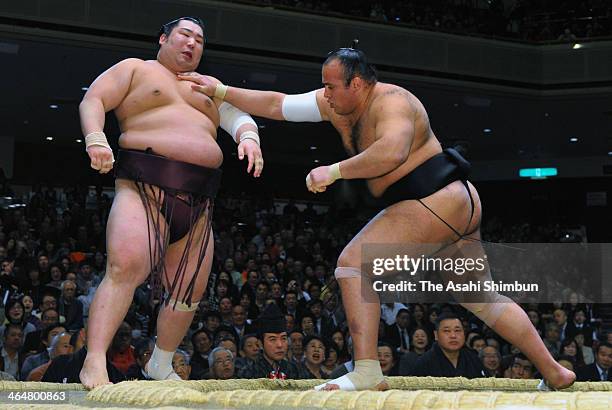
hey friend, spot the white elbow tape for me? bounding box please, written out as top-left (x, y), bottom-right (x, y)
top-left (219, 102), bottom-right (257, 142)
top-left (281, 91), bottom-right (322, 122)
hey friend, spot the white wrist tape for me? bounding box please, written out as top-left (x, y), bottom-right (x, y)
top-left (85, 131), bottom-right (114, 161)
top-left (330, 162), bottom-right (342, 182)
top-left (214, 83), bottom-right (228, 100)
top-left (219, 102), bottom-right (258, 143)
top-left (281, 90), bottom-right (323, 122)
top-left (239, 130), bottom-right (260, 146)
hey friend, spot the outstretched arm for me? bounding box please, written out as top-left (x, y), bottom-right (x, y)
top-left (79, 58), bottom-right (139, 173)
top-left (177, 72), bottom-right (331, 121)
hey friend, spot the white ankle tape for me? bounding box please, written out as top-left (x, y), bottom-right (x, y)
top-left (314, 359), bottom-right (384, 391)
top-left (334, 267), bottom-right (362, 279)
top-left (166, 298), bottom-right (200, 312)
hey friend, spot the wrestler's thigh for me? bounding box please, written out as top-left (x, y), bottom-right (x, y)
top-left (106, 179), bottom-right (168, 283)
top-left (164, 211), bottom-right (214, 298)
top-left (339, 180), bottom-right (482, 268)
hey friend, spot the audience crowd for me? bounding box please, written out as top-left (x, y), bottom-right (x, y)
top-left (237, 0), bottom-right (612, 42)
top-left (0, 179), bottom-right (610, 383)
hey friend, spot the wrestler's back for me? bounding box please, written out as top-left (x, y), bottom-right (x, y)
top-left (332, 82), bottom-right (442, 198)
top-left (115, 60), bottom-right (223, 168)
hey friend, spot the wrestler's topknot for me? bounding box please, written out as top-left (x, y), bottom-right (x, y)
top-left (324, 40), bottom-right (377, 87)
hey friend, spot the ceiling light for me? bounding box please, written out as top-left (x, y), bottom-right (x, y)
top-left (314, 159), bottom-right (320, 163)
top-left (483, 128), bottom-right (492, 133)
top-left (573, 43), bottom-right (582, 49)
top-left (76, 139), bottom-right (82, 143)
top-left (569, 137), bottom-right (578, 143)
top-left (608, 151), bottom-right (612, 156)
top-left (310, 146), bottom-right (317, 150)
top-left (46, 137), bottom-right (53, 141)
top-left (49, 104), bottom-right (58, 109)
top-left (81, 87), bottom-right (89, 91)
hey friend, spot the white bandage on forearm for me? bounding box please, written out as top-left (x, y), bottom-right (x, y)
top-left (239, 130), bottom-right (260, 146)
top-left (85, 131), bottom-right (114, 160)
top-left (281, 90), bottom-right (323, 122)
top-left (219, 102), bottom-right (258, 143)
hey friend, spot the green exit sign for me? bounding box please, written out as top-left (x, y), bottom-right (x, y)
top-left (519, 168), bottom-right (558, 178)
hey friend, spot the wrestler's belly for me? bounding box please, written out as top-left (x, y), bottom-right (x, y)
top-left (117, 107), bottom-right (223, 169)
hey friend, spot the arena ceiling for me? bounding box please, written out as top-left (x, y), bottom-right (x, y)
top-left (1, 25), bottom-right (611, 169)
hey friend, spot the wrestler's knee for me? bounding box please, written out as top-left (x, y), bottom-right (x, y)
top-left (461, 293), bottom-right (512, 327)
top-left (337, 246), bottom-right (359, 270)
top-left (105, 257), bottom-right (147, 288)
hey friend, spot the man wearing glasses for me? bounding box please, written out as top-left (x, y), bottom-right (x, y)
top-left (79, 16), bottom-right (263, 388)
top-left (182, 47), bottom-right (575, 391)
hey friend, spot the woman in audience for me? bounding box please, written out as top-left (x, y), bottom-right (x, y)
top-left (298, 335), bottom-right (328, 379)
top-left (377, 342), bottom-right (399, 377)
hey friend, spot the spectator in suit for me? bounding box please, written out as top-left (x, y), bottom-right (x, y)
top-left (189, 328), bottom-right (213, 380)
top-left (410, 312), bottom-right (486, 378)
top-left (575, 342), bottom-right (612, 382)
top-left (308, 299), bottom-right (333, 338)
top-left (552, 309), bottom-right (569, 343)
top-left (22, 308), bottom-right (60, 356)
top-left (544, 322), bottom-right (561, 357)
top-left (58, 280), bottom-right (84, 331)
top-left (384, 308), bottom-right (412, 354)
top-left (566, 308), bottom-right (593, 346)
top-left (0, 324), bottom-right (24, 379)
top-left (231, 305), bottom-right (254, 339)
top-left (288, 329), bottom-right (304, 364)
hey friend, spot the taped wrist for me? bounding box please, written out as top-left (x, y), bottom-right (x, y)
top-left (239, 130), bottom-right (260, 146)
top-left (214, 83), bottom-right (228, 100)
top-left (85, 131), bottom-right (114, 160)
top-left (329, 162), bottom-right (342, 182)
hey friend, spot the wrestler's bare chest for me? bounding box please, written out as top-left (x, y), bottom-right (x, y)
top-left (335, 115), bottom-right (376, 157)
top-left (116, 61), bottom-right (219, 125)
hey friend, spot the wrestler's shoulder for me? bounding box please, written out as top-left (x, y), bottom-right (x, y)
top-left (371, 83), bottom-right (417, 113)
top-left (374, 83), bottom-right (414, 101)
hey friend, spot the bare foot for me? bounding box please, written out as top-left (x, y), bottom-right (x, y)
top-left (80, 355), bottom-right (112, 389)
top-left (320, 380), bottom-right (389, 391)
top-left (544, 366), bottom-right (576, 390)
